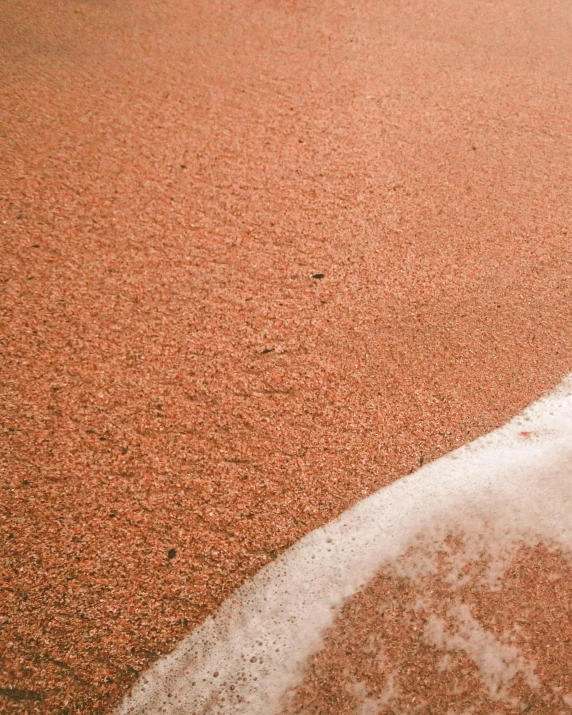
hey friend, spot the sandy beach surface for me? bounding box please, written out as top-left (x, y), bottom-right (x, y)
top-left (2, 0), bottom-right (572, 712)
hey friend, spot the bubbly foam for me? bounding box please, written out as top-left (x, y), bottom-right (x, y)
top-left (117, 374), bottom-right (572, 714)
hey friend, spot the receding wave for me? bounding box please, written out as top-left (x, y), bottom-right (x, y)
top-left (118, 375), bottom-right (572, 714)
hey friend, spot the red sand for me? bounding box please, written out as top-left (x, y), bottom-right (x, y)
top-left (1, 0), bottom-right (572, 711)
top-left (284, 544), bottom-right (572, 714)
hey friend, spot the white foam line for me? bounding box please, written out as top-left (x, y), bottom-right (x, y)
top-left (117, 374), bottom-right (572, 715)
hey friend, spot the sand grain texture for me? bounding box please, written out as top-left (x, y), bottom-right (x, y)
top-left (1, 0), bottom-right (572, 711)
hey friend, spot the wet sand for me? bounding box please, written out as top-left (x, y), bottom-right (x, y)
top-left (2, 0), bottom-right (572, 711)
top-left (285, 543), bottom-right (572, 715)
top-left (116, 384), bottom-right (572, 714)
